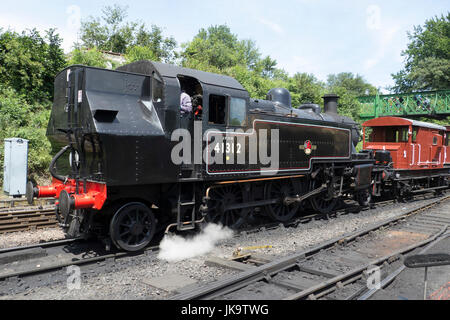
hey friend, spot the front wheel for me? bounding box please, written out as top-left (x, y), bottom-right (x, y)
top-left (109, 202), bottom-right (156, 252)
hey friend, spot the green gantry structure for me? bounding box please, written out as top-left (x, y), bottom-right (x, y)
top-left (358, 89), bottom-right (450, 120)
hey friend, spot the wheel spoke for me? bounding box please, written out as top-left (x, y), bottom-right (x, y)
top-left (264, 180), bottom-right (299, 222)
top-left (120, 230), bottom-right (130, 237)
top-left (111, 203), bottom-right (156, 251)
top-left (206, 185), bottom-right (248, 229)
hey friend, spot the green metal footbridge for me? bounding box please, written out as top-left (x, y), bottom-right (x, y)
top-left (358, 89), bottom-right (450, 120)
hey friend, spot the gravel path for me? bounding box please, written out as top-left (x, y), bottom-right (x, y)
top-left (0, 194), bottom-right (445, 300)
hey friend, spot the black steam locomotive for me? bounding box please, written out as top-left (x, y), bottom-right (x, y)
top-left (28, 61), bottom-right (374, 251)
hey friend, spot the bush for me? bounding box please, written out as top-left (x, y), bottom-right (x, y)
top-left (67, 47), bottom-right (108, 68)
top-left (0, 85), bottom-right (52, 186)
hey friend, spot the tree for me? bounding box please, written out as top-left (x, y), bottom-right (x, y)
top-left (125, 45), bottom-right (158, 64)
top-left (182, 25), bottom-right (263, 73)
top-left (0, 85), bottom-right (52, 184)
top-left (0, 28), bottom-right (66, 103)
top-left (68, 47), bottom-right (108, 68)
top-left (78, 5), bottom-right (177, 62)
top-left (181, 25), bottom-right (292, 101)
top-left (288, 73), bottom-right (325, 107)
top-left (327, 72), bottom-right (377, 96)
top-left (325, 72), bottom-right (378, 121)
top-left (80, 4), bottom-right (130, 53)
top-left (43, 29), bottom-right (66, 98)
top-left (134, 24), bottom-right (177, 63)
top-left (79, 18), bottom-right (108, 49)
top-left (391, 13), bottom-right (450, 92)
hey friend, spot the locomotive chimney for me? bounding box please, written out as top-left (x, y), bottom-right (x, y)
top-left (323, 94), bottom-right (339, 114)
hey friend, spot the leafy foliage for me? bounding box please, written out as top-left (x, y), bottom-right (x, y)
top-left (326, 73), bottom-right (378, 121)
top-left (68, 47), bottom-right (108, 68)
top-left (288, 73), bottom-right (325, 107)
top-left (0, 28), bottom-right (66, 103)
top-left (327, 73), bottom-right (378, 96)
top-left (0, 85), bottom-right (52, 184)
top-left (392, 13), bottom-right (450, 92)
top-left (125, 45), bottom-right (158, 64)
top-left (182, 25), bottom-right (278, 79)
top-left (79, 5), bottom-right (177, 62)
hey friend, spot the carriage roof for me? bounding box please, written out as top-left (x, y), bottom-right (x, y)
top-left (362, 117), bottom-right (446, 131)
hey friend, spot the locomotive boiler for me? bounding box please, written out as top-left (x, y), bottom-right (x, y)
top-left (27, 61), bottom-right (374, 251)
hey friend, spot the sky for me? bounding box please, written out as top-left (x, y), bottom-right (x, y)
top-left (0, 0), bottom-right (449, 91)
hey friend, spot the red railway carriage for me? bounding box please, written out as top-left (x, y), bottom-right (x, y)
top-left (362, 117), bottom-right (446, 170)
top-left (362, 117), bottom-right (449, 199)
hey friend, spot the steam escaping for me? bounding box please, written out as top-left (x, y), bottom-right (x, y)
top-left (158, 224), bottom-right (233, 262)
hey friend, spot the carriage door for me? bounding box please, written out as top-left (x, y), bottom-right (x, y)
top-left (431, 131), bottom-right (442, 165)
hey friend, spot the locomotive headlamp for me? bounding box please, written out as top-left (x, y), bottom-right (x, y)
top-left (69, 150), bottom-right (80, 169)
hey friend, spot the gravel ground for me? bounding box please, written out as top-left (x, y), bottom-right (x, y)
top-left (0, 194), bottom-right (446, 300)
top-left (0, 228), bottom-right (65, 249)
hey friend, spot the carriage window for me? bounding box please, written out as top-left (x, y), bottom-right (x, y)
top-left (412, 127), bottom-right (418, 142)
top-left (446, 134), bottom-right (450, 146)
top-left (229, 98), bottom-right (246, 126)
top-left (365, 127), bottom-right (373, 142)
top-left (385, 127), bottom-right (408, 142)
top-left (433, 136), bottom-right (438, 145)
top-left (209, 95), bottom-right (227, 125)
top-left (400, 128), bottom-right (409, 142)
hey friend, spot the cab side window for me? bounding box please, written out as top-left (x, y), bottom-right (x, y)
top-left (229, 98), bottom-right (246, 126)
top-left (209, 95), bottom-right (227, 125)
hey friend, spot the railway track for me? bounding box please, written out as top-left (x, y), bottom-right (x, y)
top-left (0, 193), bottom-right (448, 299)
top-left (233, 195), bottom-right (430, 238)
top-left (0, 206), bottom-right (57, 234)
top-left (0, 197), bottom-right (57, 234)
top-left (170, 194), bottom-right (450, 300)
top-left (0, 198), bottom-right (55, 209)
top-left (0, 238), bottom-right (160, 282)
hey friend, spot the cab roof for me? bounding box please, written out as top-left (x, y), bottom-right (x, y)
top-left (117, 60), bottom-right (247, 91)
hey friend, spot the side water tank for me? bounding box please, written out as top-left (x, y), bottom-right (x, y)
top-left (3, 138), bottom-right (29, 198)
